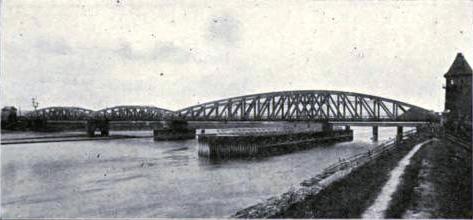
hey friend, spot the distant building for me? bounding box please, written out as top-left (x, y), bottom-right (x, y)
top-left (1, 106), bottom-right (18, 129)
top-left (443, 53), bottom-right (472, 132)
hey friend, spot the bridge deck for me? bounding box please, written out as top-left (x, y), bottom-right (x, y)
top-left (329, 121), bottom-right (429, 127)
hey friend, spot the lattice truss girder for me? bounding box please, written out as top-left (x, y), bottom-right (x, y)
top-left (91, 106), bottom-right (174, 121)
top-left (26, 107), bottom-right (93, 121)
top-left (177, 91), bottom-right (424, 121)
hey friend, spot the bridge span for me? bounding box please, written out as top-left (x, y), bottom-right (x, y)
top-left (174, 90), bottom-right (437, 141)
top-left (23, 105), bottom-right (174, 136)
top-left (176, 90), bottom-right (436, 122)
top-left (86, 105), bottom-right (174, 136)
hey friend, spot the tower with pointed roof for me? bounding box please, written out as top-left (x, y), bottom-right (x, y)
top-left (444, 53), bottom-right (472, 125)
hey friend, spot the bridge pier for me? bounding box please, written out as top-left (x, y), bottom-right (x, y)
top-left (86, 120), bottom-right (110, 137)
top-left (372, 126), bottom-right (379, 141)
top-left (396, 126), bottom-right (403, 143)
top-left (86, 123), bottom-right (96, 137)
top-left (30, 119), bottom-right (48, 131)
top-left (100, 128), bottom-right (109, 136)
top-left (154, 120), bottom-right (195, 141)
top-left (322, 122), bottom-right (333, 132)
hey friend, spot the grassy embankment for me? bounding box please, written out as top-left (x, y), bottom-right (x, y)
top-left (385, 137), bottom-right (472, 218)
top-left (273, 135), bottom-right (428, 218)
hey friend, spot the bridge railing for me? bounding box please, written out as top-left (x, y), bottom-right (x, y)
top-left (318, 129), bottom-right (417, 178)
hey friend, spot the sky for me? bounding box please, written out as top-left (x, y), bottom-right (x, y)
top-left (1, 0), bottom-right (472, 112)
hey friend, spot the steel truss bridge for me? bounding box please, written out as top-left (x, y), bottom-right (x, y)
top-left (24, 90), bottom-right (437, 126)
top-left (176, 90), bottom-right (437, 122)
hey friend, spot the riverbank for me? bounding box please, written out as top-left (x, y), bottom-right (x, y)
top-left (233, 131), bottom-right (430, 218)
top-left (1, 130), bottom-right (158, 145)
top-left (1, 132), bottom-right (152, 145)
top-left (273, 135), bottom-right (429, 218)
top-left (386, 135), bottom-right (472, 218)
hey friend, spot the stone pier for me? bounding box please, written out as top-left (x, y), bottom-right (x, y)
top-left (396, 126), bottom-right (403, 143)
top-left (153, 120), bottom-right (195, 141)
top-left (372, 126), bottom-right (379, 141)
top-left (87, 120), bottom-right (110, 137)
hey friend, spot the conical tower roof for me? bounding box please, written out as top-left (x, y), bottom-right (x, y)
top-left (444, 53), bottom-right (473, 77)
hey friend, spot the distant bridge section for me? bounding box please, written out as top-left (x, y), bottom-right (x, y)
top-left (176, 90), bottom-right (437, 122)
top-left (22, 105), bottom-right (176, 134)
top-left (23, 107), bottom-right (93, 131)
top-left (90, 105), bottom-right (174, 121)
top-left (87, 105), bottom-right (175, 135)
top-left (25, 106), bottom-right (93, 121)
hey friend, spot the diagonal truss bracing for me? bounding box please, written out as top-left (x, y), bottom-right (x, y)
top-left (176, 90), bottom-right (434, 122)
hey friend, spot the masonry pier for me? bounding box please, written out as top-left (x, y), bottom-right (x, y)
top-left (153, 120), bottom-right (195, 141)
top-left (396, 126), bottom-right (403, 143)
top-left (87, 120), bottom-right (110, 137)
top-left (197, 125), bottom-right (353, 159)
top-left (372, 126), bottom-right (379, 141)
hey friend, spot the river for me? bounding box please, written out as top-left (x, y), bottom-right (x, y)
top-left (1, 127), bottom-right (400, 218)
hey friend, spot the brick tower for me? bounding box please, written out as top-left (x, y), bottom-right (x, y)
top-left (443, 53), bottom-right (472, 130)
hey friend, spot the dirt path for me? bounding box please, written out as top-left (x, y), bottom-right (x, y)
top-left (361, 139), bottom-right (433, 219)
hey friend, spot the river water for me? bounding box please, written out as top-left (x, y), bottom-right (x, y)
top-left (1, 127), bottom-right (399, 218)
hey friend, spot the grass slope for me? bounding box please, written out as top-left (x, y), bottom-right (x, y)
top-left (273, 137), bottom-right (423, 218)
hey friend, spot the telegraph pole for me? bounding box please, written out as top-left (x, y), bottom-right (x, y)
top-left (32, 98), bottom-right (39, 111)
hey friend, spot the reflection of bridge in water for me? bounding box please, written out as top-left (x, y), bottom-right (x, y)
top-left (24, 90), bottom-right (438, 139)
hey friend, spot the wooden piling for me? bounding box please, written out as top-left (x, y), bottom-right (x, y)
top-left (197, 127), bottom-right (353, 159)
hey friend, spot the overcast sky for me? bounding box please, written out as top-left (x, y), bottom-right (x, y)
top-left (1, 0), bottom-right (472, 112)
